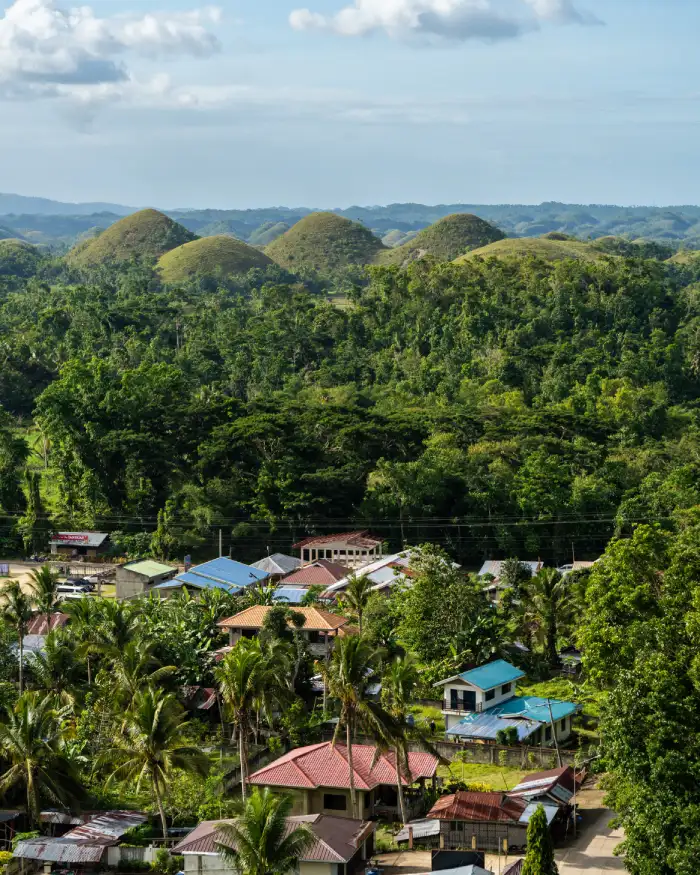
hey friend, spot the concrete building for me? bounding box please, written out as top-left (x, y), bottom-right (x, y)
top-left (49, 531), bottom-right (110, 559)
top-left (293, 532), bottom-right (384, 569)
top-left (115, 559), bottom-right (176, 600)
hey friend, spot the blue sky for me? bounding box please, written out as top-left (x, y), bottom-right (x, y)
top-left (0, 0), bottom-right (698, 208)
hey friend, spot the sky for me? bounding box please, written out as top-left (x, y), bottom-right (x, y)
top-left (0, 0), bottom-right (698, 209)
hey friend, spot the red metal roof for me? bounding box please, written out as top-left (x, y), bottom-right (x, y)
top-left (27, 612), bottom-right (69, 635)
top-left (427, 792), bottom-right (527, 824)
top-left (172, 814), bottom-right (374, 863)
top-left (293, 531), bottom-right (383, 549)
top-left (248, 742), bottom-right (438, 791)
top-left (282, 560), bottom-right (351, 586)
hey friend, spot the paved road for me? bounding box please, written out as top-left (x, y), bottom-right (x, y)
top-left (556, 806), bottom-right (625, 874)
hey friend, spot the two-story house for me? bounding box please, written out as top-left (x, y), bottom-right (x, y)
top-left (293, 531), bottom-right (384, 569)
top-left (216, 605), bottom-right (356, 658)
top-left (434, 659), bottom-right (578, 746)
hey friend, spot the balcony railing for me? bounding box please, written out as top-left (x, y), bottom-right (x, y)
top-left (444, 701), bottom-right (484, 713)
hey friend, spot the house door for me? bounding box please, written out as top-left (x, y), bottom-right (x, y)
top-left (462, 691), bottom-right (476, 711)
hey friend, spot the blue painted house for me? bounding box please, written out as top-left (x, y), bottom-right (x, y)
top-left (434, 659), bottom-right (578, 745)
top-left (153, 557), bottom-right (269, 596)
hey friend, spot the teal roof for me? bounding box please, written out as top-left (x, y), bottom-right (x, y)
top-left (497, 695), bottom-right (578, 723)
top-left (445, 694), bottom-right (579, 740)
top-left (458, 660), bottom-right (525, 691)
top-left (123, 560), bottom-right (175, 578)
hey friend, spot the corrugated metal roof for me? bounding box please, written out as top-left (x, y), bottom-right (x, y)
top-left (274, 587), bottom-right (310, 605)
top-left (428, 792), bottom-right (526, 825)
top-left (519, 803), bottom-right (559, 825)
top-left (477, 560), bottom-right (541, 579)
top-left (15, 811), bottom-right (147, 863)
top-left (446, 714), bottom-right (540, 742)
top-left (395, 819), bottom-right (441, 842)
top-left (457, 661), bottom-right (526, 691)
top-left (251, 554), bottom-right (302, 575)
top-left (282, 560), bottom-right (351, 587)
top-left (0, 811), bottom-right (19, 824)
top-left (248, 742), bottom-right (437, 791)
top-left (503, 861), bottom-right (523, 875)
top-left (497, 696), bottom-right (578, 723)
top-left (123, 560), bottom-right (175, 578)
top-left (27, 613), bottom-right (69, 635)
top-left (160, 558), bottom-right (269, 593)
top-left (50, 532), bottom-right (109, 548)
top-left (507, 767), bottom-right (579, 805)
top-left (173, 815), bottom-right (374, 864)
top-left (414, 866), bottom-right (492, 875)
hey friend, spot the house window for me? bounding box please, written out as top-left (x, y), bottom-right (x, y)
top-left (339, 549), bottom-right (347, 556)
top-left (501, 683), bottom-right (512, 695)
top-left (560, 719), bottom-right (566, 732)
top-left (485, 689), bottom-right (496, 702)
top-left (324, 794), bottom-right (347, 811)
top-left (545, 726), bottom-right (552, 741)
top-left (308, 631), bottom-right (320, 644)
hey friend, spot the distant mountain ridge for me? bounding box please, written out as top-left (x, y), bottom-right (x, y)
top-left (4, 193), bottom-right (700, 249)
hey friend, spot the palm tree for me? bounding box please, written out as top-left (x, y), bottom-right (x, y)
top-left (62, 597), bottom-right (100, 685)
top-left (0, 692), bottom-right (82, 825)
top-left (1, 580), bottom-right (33, 693)
top-left (92, 599), bottom-right (141, 657)
top-left (321, 635), bottom-right (393, 819)
top-left (216, 787), bottom-right (313, 875)
top-left (339, 575), bottom-right (374, 635)
top-left (28, 629), bottom-right (81, 706)
top-left (99, 687), bottom-right (209, 838)
top-left (111, 640), bottom-right (176, 709)
top-left (382, 653), bottom-right (443, 825)
top-left (28, 564), bottom-right (60, 628)
top-left (521, 569), bottom-right (573, 666)
top-left (216, 638), bottom-right (287, 800)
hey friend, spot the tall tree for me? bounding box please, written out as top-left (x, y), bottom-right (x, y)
top-left (0, 692), bottom-right (82, 825)
top-left (520, 569), bottom-right (574, 666)
top-left (216, 787), bottom-right (313, 875)
top-left (28, 629), bottom-right (81, 706)
top-left (100, 687), bottom-right (209, 838)
top-left (321, 635), bottom-right (392, 820)
top-left (340, 575), bottom-right (374, 635)
top-left (28, 564), bottom-right (60, 628)
top-left (216, 638), bottom-right (287, 800)
top-left (521, 804), bottom-right (558, 875)
top-left (110, 640), bottom-right (176, 709)
top-left (1, 580), bottom-right (33, 693)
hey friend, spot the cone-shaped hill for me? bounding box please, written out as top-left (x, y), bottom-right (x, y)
top-left (376, 214), bottom-right (505, 266)
top-left (0, 239), bottom-right (42, 277)
top-left (158, 235), bottom-right (275, 284)
top-left (66, 209), bottom-right (197, 268)
top-left (265, 212), bottom-right (386, 272)
top-left (456, 234), bottom-right (610, 264)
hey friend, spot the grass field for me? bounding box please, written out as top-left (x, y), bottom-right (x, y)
top-left (438, 760), bottom-right (528, 791)
top-left (517, 678), bottom-right (606, 719)
top-left (456, 236), bottom-right (610, 264)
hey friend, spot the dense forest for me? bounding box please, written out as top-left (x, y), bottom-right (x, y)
top-left (0, 225), bottom-right (700, 566)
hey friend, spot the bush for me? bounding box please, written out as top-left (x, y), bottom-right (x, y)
top-left (151, 849), bottom-right (183, 875)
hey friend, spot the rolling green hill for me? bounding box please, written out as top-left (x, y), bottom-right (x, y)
top-left (66, 209), bottom-right (197, 268)
top-left (376, 213), bottom-right (505, 266)
top-left (248, 221), bottom-right (290, 246)
top-left (0, 239), bottom-right (42, 277)
top-left (456, 234), bottom-right (610, 264)
top-left (157, 235), bottom-right (275, 283)
top-left (265, 212), bottom-right (386, 272)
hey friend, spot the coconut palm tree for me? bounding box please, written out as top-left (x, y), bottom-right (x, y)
top-left (521, 569), bottom-right (574, 666)
top-left (382, 653), bottom-right (443, 825)
top-left (62, 597), bottom-right (101, 685)
top-left (28, 629), bottom-right (81, 706)
top-left (99, 687), bottom-right (209, 838)
top-left (1, 580), bottom-right (33, 693)
top-left (321, 635), bottom-right (393, 820)
top-left (339, 575), bottom-right (374, 635)
top-left (28, 564), bottom-right (60, 628)
top-left (0, 692), bottom-right (82, 825)
top-left (216, 638), bottom-right (287, 800)
top-left (111, 640), bottom-right (176, 709)
top-left (93, 599), bottom-right (141, 657)
top-left (216, 787), bottom-right (313, 875)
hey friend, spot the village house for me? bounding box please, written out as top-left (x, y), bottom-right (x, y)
top-left (173, 813), bottom-right (375, 875)
top-left (216, 606), bottom-right (355, 657)
top-left (246, 741), bottom-right (438, 821)
top-left (293, 531), bottom-right (384, 569)
top-left (434, 660), bottom-right (578, 745)
top-left (151, 557), bottom-right (269, 598)
top-left (115, 559), bottom-right (177, 600)
top-left (21, 611), bottom-right (69, 659)
top-left (477, 560), bottom-right (542, 603)
top-left (49, 531), bottom-right (110, 559)
top-left (281, 558), bottom-right (351, 588)
top-left (250, 553), bottom-right (303, 580)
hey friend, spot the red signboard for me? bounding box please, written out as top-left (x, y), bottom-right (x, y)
top-left (55, 533), bottom-right (90, 543)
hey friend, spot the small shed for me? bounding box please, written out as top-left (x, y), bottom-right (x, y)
top-left (49, 532), bottom-right (110, 559)
top-left (115, 560), bottom-right (177, 600)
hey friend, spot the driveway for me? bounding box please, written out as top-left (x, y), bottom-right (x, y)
top-left (555, 805), bottom-right (625, 874)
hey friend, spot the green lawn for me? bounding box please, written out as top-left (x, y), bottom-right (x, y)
top-left (408, 703), bottom-right (445, 734)
top-left (438, 760), bottom-right (528, 791)
top-left (517, 678), bottom-right (607, 719)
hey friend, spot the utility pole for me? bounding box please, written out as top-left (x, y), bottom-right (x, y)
top-left (219, 528), bottom-right (223, 557)
top-left (547, 698), bottom-right (563, 768)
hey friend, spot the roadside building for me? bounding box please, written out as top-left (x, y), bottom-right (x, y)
top-left (293, 531), bottom-right (384, 568)
top-left (506, 766), bottom-right (582, 809)
top-left (115, 559), bottom-right (177, 600)
top-left (49, 532), bottom-right (110, 559)
top-left (216, 605), bottom-right (355, 657)
top-left (434, 660), bottom-right (578, 745)
top-left (151, 557), bottom-right (269, 598)
top-left (247, 741), bottom-right (438, 821)
top-left (172, 813), bottom-right (375, 875)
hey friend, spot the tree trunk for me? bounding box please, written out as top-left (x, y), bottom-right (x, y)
top-left (87, 655), bottom-right (92, 687)
top-left (18, 633), bottom-right (23, 695)
top-left (239, 715), bottom-right (248, 801)
top-left (346, 720), bottom-right (357, 820)
top-left (395, 744), bottom-right (408, 825)
top-left (153, 777), bottom-right (168, 839)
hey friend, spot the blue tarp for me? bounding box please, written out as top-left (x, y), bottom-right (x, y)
top-left (457, 660), bottom-right (525, 691)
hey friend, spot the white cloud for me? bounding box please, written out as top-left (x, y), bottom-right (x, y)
top-left (289, 0), bottom-right (601, 40)
top-left (0, 0), bottom-right (221, 100)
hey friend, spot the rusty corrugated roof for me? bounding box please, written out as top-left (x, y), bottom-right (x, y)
top-left (293, 531), bottom-right (383, 549)
top-left (15, 811), bottom-right (147, 863)
top-left (427, 791), bottom-right (526, 824)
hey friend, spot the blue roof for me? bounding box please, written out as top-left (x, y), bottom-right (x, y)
top-left (274, 586), bottom-right (309, 604)
top-left (445, 694), bottom-right (578, 740)
top-left (458, 659), bottom-right (525, 690)
top-left (154, 558), bottom-right (269, 593)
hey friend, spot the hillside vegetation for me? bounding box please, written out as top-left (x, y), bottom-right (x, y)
top-left (248, 221), bottom-right (290, 246)
top-left (376, 214), bottom-right (505, 265)
top-left (0, 240), bottom-right (41, 277)
top-left (66, 209), bottom-right (197, 268)
top-left (457, 234), bottom-right (609, 263)
top-left (158, 235), bottom-right (275, 284)
top-left (265, 212), bottom-right (386, 272)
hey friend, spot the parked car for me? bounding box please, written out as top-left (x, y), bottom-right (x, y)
top-left (66, 577), bottom-right (94, 591)
top-left (57, 583), bottom-right (90, 595)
